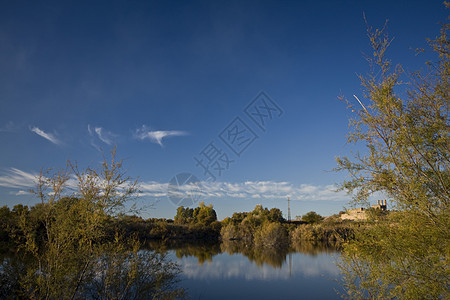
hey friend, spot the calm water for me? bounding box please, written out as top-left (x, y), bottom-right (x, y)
top-left (1, 240), bottom-right (343, 299)
top-left (161, 241), bottom-right (343, 300)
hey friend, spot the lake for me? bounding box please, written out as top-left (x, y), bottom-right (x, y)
top-left (0, 240), bottom-right (344, 299)
top-left (160, 241), bottom-right (344, 299)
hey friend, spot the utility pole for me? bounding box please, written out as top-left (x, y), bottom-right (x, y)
top-left (287, 197), bottom-right (291, 222)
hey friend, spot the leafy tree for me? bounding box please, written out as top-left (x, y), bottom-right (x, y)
top-left (193, 202), bottom-right (217, 226)
top-left (174, 206), bottom-right (194, 224)
top-left (11, 204), bottom-right (28, 215)
top-left (254, 222), bottom-right (288, 248)
top-left (174, 202), bottom-right (217, 226)
top-left (220, 205), bottom-right (285, 243)
top-left (301, 211), bottom-right (323, 224)
top-left (0, 206), bottom-right (12, 248)
top-left (1, 148), bottom-right (184, 299)
top-left (268, 208), bottom-right (284, 223)
top-left (229, 212), bottom-right (248, 225)
top-left (336, 13), bottom-right (449, 299)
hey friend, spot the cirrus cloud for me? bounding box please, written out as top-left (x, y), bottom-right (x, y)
top-left (30, 126), bottom-right (61, 145)
top-left (0, 168), bottom-right (37, 189)
top-left (138, 179), bottom-right (348, 202)
top-left (134, 125), bottom-right (188, 147)
top-left (0, 167), bottom-right (350, 202)
top-left (88, 125), bottom-right (116, 151)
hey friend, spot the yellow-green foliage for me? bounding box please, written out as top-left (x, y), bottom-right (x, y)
top-left (336, 15), bottom-right (449, 299)
top-left (0, 149), bottom-right (184, 299)
top-left (220, 205), bottom-right (286, 246)
top-left (301, 211), bottom-right (323, 224)
top-left (290, 223), bottom-right (355, 246)
top-left (254, 222), bottom-right (288, 248)
top-left (174, 202), bottom-right (218, 226)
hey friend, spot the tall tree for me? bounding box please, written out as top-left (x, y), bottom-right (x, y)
top-left (336, 11), bottom-right (449, 299)
top-left (301, 211), bottom-right (323, 224)
top-left (193, 202), bottom-right (217, 226)
top-left (2, 148), bottom-right (184, 299)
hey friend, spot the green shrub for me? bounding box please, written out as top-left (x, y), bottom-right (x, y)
top-left (254, 222), bottom-right (288, 248)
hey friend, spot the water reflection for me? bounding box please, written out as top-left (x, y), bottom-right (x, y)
top-left (147, 240), bottom-right (341, 280)
top-left (148, 240), bottom-right (222, 264)
top-left (180, 251), bottom-right (340, 281)
top-left (148, 240), bottom-right (343, 300)
top-left (0, 247), bottom-right (184, 299)
top-left (148, 240), bottom-right (339, 268)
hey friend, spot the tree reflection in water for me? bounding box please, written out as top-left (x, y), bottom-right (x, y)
top-left (147, 239), bottom-right (340, 269)
top-left (0, 244), bottom-right (185, 299)
top-left (0, 240), bottom-right (341, 298)
top-left (221, 240), bottom-right (289, 268)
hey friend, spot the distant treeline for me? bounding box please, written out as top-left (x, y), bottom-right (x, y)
top-left (0, 201), bottom-right (359, 253)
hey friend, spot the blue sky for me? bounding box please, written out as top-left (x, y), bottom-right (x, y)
top-left (0, 0), bottom-right (447, 219)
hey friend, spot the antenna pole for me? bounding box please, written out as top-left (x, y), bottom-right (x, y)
top-left (288, 197), bottom-right (291, 222)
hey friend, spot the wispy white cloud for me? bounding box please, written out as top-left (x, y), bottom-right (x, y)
top-left (200, 181), bottom-right (347, 201)
top-left (0, 167), bottom-right (349, 203)
top-left (14, 190), bottom-right (31, 196)
top-left (95, 127), bottom-right (110, 144)
top-left (94, 127), bottom-right (113, 145)
top-left (139, 181), bottom-right (169, 197)
top-left (0, 168), bottom-right (77, 192)
top-left (87, 125), bottom-right (101, 151)
top-left (30, 126), bottom-right (61, 145)
top-left (0, 167), bottom-right (109, 196)
top-left (139, 179), bottom-right (348, 202)
top-left (88, 125), bottom-right (116, 150)
top-left (0, 168), bottom-right (37, 189)
top-left (134, 125), bottom-right (188, 146)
